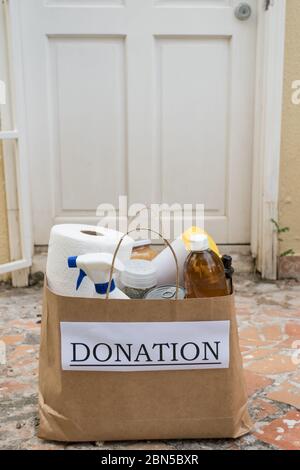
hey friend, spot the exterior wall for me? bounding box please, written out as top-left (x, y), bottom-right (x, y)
top-left (0, 142), bottom-right (10, 267)
top-left (279, 0), bottom-right (300, 257)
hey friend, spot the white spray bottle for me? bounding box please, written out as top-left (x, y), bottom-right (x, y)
top-left (68, 253), bottom-right (129, 299)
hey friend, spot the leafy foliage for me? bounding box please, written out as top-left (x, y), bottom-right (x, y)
top-left (271, 219), bottom-right (295, 257)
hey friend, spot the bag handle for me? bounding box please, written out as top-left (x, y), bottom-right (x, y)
top-left (106, 228), bottom-right (180, 299)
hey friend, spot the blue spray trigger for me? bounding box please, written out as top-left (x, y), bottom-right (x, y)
top-left (67, 256), bottom-right (87, 290)
top-left (68, 256), bottom-right (78, 268)
top-left (76, 269), bottom-right (87, 290)
top-left (95, 279), bottom-right (115, 295)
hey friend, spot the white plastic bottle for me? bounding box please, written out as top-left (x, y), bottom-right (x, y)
top-left (68, 253), bottom-right (129, 299)
top-left (152, 227), bottom-right (220, 286)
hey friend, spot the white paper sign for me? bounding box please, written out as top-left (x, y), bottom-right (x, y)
top-left (61, 321), bottom-right (230, 372)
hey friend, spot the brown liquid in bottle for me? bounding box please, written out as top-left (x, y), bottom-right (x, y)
top-left (184, 244), bottom-right (228, 299)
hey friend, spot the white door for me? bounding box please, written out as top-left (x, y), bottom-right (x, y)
top-left (17, 0), bottom-right (257, 244)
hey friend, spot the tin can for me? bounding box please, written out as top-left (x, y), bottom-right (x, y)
top-left (143, 285), bottom-right (185, 300)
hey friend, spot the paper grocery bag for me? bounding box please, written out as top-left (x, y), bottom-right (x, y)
top-left (38, 283), bottom-right (252, 442)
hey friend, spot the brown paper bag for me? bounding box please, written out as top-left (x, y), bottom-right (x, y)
top-left (38, 230), bottom-right (251, 442)
top-left (38, 286), bottom-right (251, 442)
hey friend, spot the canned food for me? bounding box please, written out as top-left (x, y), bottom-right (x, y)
top-left (143, 285), bottom-right (185, 300)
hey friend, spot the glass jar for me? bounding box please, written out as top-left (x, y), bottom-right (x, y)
top-left (121, 259), bottom-right (157, 299)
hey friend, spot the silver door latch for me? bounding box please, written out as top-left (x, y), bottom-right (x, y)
top-left (235, 3), bottom-right (252, 21)
top-left (265, 0), bottom-right (275, 11)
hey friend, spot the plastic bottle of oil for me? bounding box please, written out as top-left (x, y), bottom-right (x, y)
top-left (184, 234), bottom-right (228, 298)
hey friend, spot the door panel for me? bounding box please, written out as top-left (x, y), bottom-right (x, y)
top-left (155, 1), bottom-right (229, 6)
top-left (45, 1), bottom-right (125, 5)
top-left (158, 37), bottom-right (229, 214)
top-left (17, 0), bottom-right (257, 244)
top-left (49, 37), bottom-right (126, 211)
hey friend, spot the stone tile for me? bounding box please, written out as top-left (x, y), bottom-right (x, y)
top-left (267, 380), bottom-right (300, 410)
top-left (278, 256), bottom-right (300, 282)
top-left (255, 410), bottom-right (300, 450)
top-left (243, 370), bottom-right (273, 396)
top-left (236, 306), bottom-right (252, 317)
top-left (0, 419), bottom-right (35, 441)
top-left (278, 337), bottom-right (300, 348)
top-left (1, 335), bottom-right (24, 345)
top-left (290, 371), bottom-right (300, 384)
top-left (239, 327), bottom-right (260, 342)
top-left (64, 444), bottom-right (98, 450)
top-left (8, 319), bottom-right (40, 331)
top-left (245, 354), bottom-right (298, 375)
top-left (9, 345), bottom-right (37, 361)
top-left (24, 331), bottom-right (40, 345)
top-left (250, 398), bottom-right (280, 421)
top-left (22, 439), bottom-right (66, 450)
top-left (1, 276), bottom-right (300, 451)
top-left (263, 308), bottom-right (300, 319)
top-left (0, 380), bottom-right (32, 396)
top-left (240, 345), bottom-right (252, 353)
top-left (243, 348), bottom-right (279, 361)
top-left (285, 322), bottom-right (300, 337)
top-left (239, 338), bottom-right (271, 349)
top-left (117, 442), bottom-right (176, 451)
top-left (260, 325), bottom-right (283, 342)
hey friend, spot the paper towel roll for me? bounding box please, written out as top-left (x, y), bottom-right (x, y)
top-left (152, 238), bottom-right (188, 287)
top-left (46, 224), bottom-right (134, 297)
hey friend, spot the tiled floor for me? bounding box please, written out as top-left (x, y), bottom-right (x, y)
top-left (0, 274), bottom-right (299, 450)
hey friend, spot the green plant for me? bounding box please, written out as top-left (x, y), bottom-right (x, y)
top-left (271, 219), bottom-right (295, 257)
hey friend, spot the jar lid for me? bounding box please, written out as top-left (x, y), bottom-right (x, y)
top-left (143, 285), bottom-right (185, 300)
top-left (133, 239), bottom-right (152, 248)
top-left (121, 260), bottom-right (157, 289)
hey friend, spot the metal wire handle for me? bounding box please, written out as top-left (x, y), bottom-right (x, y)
top-left (106, 228), bottom-right (180, 300)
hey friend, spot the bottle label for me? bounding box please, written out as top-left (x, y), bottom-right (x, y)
top-left (61, 321), bottom-right (230, 372)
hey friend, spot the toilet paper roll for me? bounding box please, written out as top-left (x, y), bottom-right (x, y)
top-left (46, 224), bottom-right (134, 297)
top-left (152, 237), bottom-right (188, 287)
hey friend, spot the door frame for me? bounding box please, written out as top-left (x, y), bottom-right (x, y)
top-left (0, 0), bottom-right (287, 281)
top-left (251, 0), bottom-right (287, 279)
